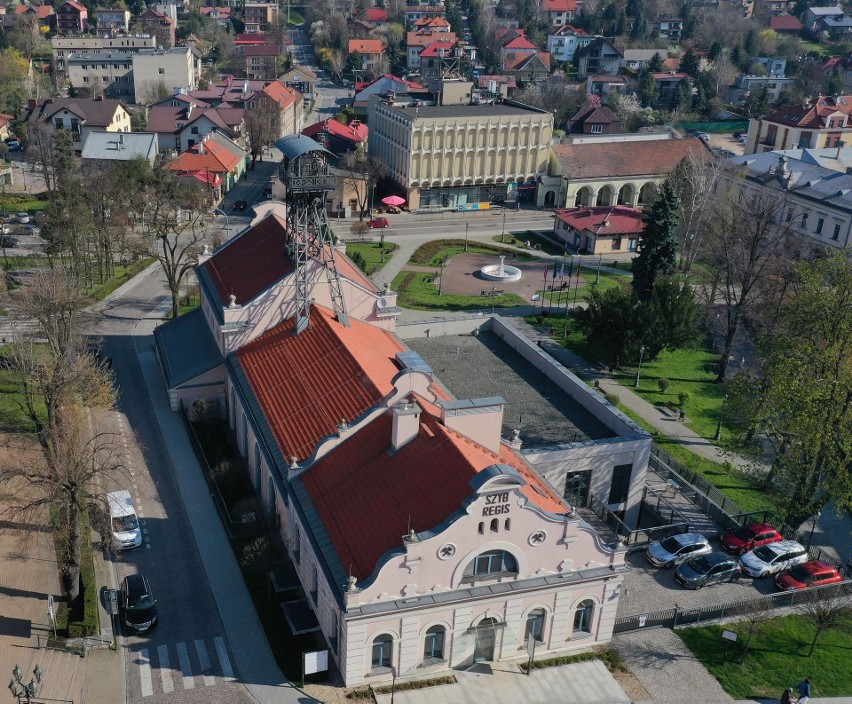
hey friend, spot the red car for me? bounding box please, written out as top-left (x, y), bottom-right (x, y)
top-left (721, 523), bottom-right (783, 554)
top-left (775, 561), bottom-right (843, 591)
top-left (369, 217), bottom-right (390, 228)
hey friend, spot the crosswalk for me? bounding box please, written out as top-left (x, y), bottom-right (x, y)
top-left (135, 636), bottom-right (235, 697)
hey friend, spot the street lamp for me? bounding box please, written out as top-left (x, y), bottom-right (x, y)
top-left (633, 345), bottom-right (645, 388)
top-left (714, 394), bottom-right (728, 442)
top-left (214, 207), bottom-right (230, 239)
top-left (808, 510), bottom-right (822, 545)
top-left (8, 664), bottom-right (41, 703)
top-left (501, 209), bottom-right (507, 242)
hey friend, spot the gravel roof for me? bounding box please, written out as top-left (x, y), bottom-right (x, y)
top-left (407, 330), bottom-right (614, 446)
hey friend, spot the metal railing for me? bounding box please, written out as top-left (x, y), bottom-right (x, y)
top-left (614, 580), bottom-right (852, 634)
top-left (588, 495), bottom-right (689, 548)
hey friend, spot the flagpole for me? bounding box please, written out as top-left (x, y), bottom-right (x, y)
top-left (572, 255), bottom-right (582, 309)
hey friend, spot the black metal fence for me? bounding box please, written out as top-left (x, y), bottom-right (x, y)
top-left (614, 580), bottom-right (852, 634)
top-left (589, 495), bottom-right (689, 548)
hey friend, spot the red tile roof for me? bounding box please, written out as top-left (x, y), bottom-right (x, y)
top-left (243, 44), bottom-right (279, 56)
top-left (652, 72), bottom-right (687, 80)
top-left (505, 51), bottom-right (551, 72)
top-left (542, 0), bottom-right (577, 12)
top-left (301, 401), bottom-right (567, 581)
top-left (503, 35), bottom-right (538, 50)
top-left (555, 206), bottom-right (645, 235)
top-left (16, 4), bottom-right (54, 18)
top-left (201, 214), bottom-right (293, 308)
top-left (234, 32), bottom-right (273, 45)
top-left (552, 24), bottom-right (588, 36)
top-left (348, 39), bottom-right (386, 55)
top-left (761, 95), bottom-right (852, 127)
top-left (166, 137), bottom-right (242, 174)
top-left (419, 40), bottom-right (457, 57)
top-left (365, 7), bottom-right (388, 21)
top-left (237, 306), bottom-right (407, 463)
top-left (407, 30), bottom-right (457, 47)
top-left (554, 138), bottom-right (708, 179)
top-left (770, 14), bottom-right (803, 30)
top-left (302, 117), bottom-right (368, 143)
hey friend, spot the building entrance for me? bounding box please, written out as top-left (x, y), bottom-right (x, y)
top-left (473, 617), bottom-right (499, 662)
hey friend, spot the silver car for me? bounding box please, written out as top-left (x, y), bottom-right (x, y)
top-left (739, 540), bottom-right (809, 578)
top-left (646, 533), bottom-right (712, 568)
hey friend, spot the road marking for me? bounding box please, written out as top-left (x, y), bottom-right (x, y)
top-left (139, 648), bottom-right (153, 697)
top-left (214, 636), bottom-right (235, 681)
top-left (157, 645), bottom-right (174, 694)
top-left (194, 639), bottom-right (216, 686)
top-left (176, 641), bottom-right (195, 690)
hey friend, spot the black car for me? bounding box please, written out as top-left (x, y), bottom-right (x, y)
top-left (675, 552), bottom-right (742, 589)
top-left (232, 200), bottom-right (248, 211)
top-left (120, 574), bottom-right (158, 632)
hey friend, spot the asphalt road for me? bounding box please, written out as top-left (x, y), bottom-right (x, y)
top-left (93, 271), bottom-right (255, 704)
top-left (287, 26), bottom-right (350, 124)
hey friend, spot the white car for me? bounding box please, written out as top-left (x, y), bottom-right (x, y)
top-left (16, 212), bottom-right (30, 224)
top-left (646, 533), bottom-right (712, 568)
top-left (739, 540), bottom-right (809, 578)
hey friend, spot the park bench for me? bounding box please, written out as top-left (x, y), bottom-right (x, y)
top-left (480, 289), bottom-right (504, 297)
top-left (664, 401), bottom-right (686, 422)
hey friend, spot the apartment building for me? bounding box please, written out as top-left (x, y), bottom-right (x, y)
top-left (93, 8), bottom-right (130, 37)
top-left (137, 8), bottom-right (176, 49)
top-left (241, 2), bottom-right (278, 33)
top-left (547, 25), bottom-right (594, 63)
top-left (66, 51), bottom-right (134, 99)
top-left (745, 95), bottom-right (852, 153)
top-left (242, 44), bottom-right (279, 80)
top-left (53, 34), bottom-right (157, 81)
top-left (368, 85), bottom-right (554, 209)
top-left (56, 0), bottom-right (88, 33)
top-left (23, 97), bottom-right (131, 153)
top-left (132, 47), bottom-right (200, 104)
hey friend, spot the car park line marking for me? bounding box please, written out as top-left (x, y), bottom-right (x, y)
top-left (194, 639), bottom-right (216, 686)
top-left (214, 637), bottom-right (235, 681)
top-left (138, 648), bottom-right (153, 697)
top-left (157, 645), bottom-right (174, 694)
top-left (176, 642), bottom-right (195, 689)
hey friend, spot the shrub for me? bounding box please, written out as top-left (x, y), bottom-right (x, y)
top-left (68, 512), bottom-right (99, 638)
top-left (604, 392), bottom-right (620, 406)
top-left (657, 378), bottom-right (670, 394)
top-left (350, 221), bottom-right (370, 237)
top-left (678, 391), bottom-right (690, 406)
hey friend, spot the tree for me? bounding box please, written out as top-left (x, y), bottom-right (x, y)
top-left (0, 48), bottom-right (29, 116)
top-left (575, 283), bottom-right (638, 370)
top-left (670, 147), bottom-right (723, 272)
top-left (679, 48), bottom-right (700, 78)
top-left (742, 83), bottom-right (771, 118)
top-left (632, 179), bottom-right (679, 301)
top-left (796, 588), bottom-right (852, 657)
top-left (637, 70), bottom-right (659, 108)
top-left (635, 276), bottom-right (700, 359)
top-left (647, 51), bottom-right (664, 72)
top-left (630, 10), bottom-right (648, 39)
top-left (340, 151), bottom-right (388, 219)
top-left (733, 598), bottom-right (774, 661)
top-left (669, 77), bottom-right (692, 112)
top-left (708, 41), bottom-right (723, 62)
top-left (244, 98), bottom-right (281, 169)
top-left (135, 171), bottom-right (210, 319)
top-left (346, 49), bottom-right (363, 75)
top-left (136, 79), bottom-right (172, 106)
top-left (726, 251), bottom-right (852, 526)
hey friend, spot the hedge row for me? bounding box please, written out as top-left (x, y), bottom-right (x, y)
top-left (68, 511), bottom-right (99, 639)
top-left (409, 238), bottom-right (528, 266)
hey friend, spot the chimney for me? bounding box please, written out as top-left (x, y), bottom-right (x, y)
top-left (390, 398), bottom-right (421, 451)
top-left (243, 79), bottom-right (249, 94)
top-left (438, 397), bottom-right (505, 454)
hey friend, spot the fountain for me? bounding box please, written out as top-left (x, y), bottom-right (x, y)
top-left (480, 255), bottom-right (522, 283)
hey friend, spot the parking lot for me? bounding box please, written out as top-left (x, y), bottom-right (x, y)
top-left (1, 213), bottom-right (45, 255)
top-left (617, 546), bottom-right (778, 617)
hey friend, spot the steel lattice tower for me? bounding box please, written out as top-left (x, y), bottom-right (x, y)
top-left (276, 136), bottom-right (349, 334)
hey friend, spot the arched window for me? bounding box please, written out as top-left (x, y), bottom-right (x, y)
top-left (478, 522), bottom-right (484, 534)
top-left (525, 608), bottom-right (546, 642)
top-left (490, 518), bottom-right (499, 533)
top-left (463, 550), bottom-right (518, 580)
top-left (423, 625), bottom-right (445, 661)
top-left (371, 634), bottom-right (393, 670)
top-left (573, 600), bottom-right (594, 634)
top-left (504, 518), bottom-right (511, 531)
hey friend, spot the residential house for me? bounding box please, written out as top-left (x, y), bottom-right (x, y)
top-left (584, 74), bottom-right (628, 99)
top-left (553, 206), bottom-right (645, 254)
top-left (419, 41), bottom-right (463, 81)
top-left (368, 90), bottom-right (554, 208)
top-left (150, 2), bottom-right (178, 24)
top-left (352, 74), bottom-right (427, 111)
top-left (65, 51), bottom-right (134, 100)
top-left (499, 30), bottom-right (537, 70)
top-left (755, 0), bottom-right (787, 16)
top-left (576, 38), bottom-right (622, 78)
top-left (652, 72), bottom-right (687, 104)
top-left (541, 0), bottom-right (577, 26)
top-left (93, 8), bottom-right (130, 37)
top-left (745, 95), bottom-right (852, 153)
top-left (365, 7), bottom-right (388, 25)
top-left (56, 0), bottom-right (88, 33)
top-left (750, 56), bottom-right (787, 78)
top-left (242, 44), bottom-right (279, 80)
top-left (727, 74), bottom-right (796, 106)
top-left (724, 148), bottom-right (852, 252)
top-left (475, 75), bottom-right (517, 98)
top-left (302, 117), bottom-right (368, 155)
top-left (14, 4), bottom-right (55, 31)
top-left (165, 134), bottom-right (245, 199)
top-left (818, 15), bottom-right (852, 38)
top-left (23, 97), bottom-right (131, 153)
top-left (823, 53), bottom-right (852, 90)
top-left (132, 47), bottom-right (201, 104)
top-left (407, 25), bottom-right (455, 70)
top-left (547, 25), bottom-right (594, 63)
top-left (403, 5), bottom-right (446, 26)
top-left (620, 49), bottom-right (662, 72)
top-left (248, 80), bottom-right (305, 140)
top-left (804, 4), bottom-right (843, 31)
top-left (549, 137), bottom-right (709, 209)
top-left (568, 104), bottom-right (621, 135)
top-left (348, 39), bottom-right (387, 74)
top-left (200, 7), bottom-right (233, 30)
top-left (0, 113), bottom-right (15, 141)
top-left (654, 17), bottom-right (683, 41)
top-left (137, 9), bottom-right (176, 49)
top-left (241, 2), bottom-right (278, 33)
top-left (145, 95), bottom-right (241, 152)
top-left (80, 130), bottom-right (158, 165)
top-left (769, 15), bottom-right (803, 33)
top-left (53, 35), bottom-right (157, 81)
top-left (281, 65), bottom-right (318, 97)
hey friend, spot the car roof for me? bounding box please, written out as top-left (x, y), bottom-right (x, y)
top-left (703, 552), bottom-right (737, 565)
top-left (800, 560), bottom-right (837, 573)
top-left (673, 533), bottom-right (708, 545)
top-left (746, 522), bottom-right (776, 532)
top-left (124, 573), bottom-right (149, 594)
top-left (763, 539), bottom-right (804, 553)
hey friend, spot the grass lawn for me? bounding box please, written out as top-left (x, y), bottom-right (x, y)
top-left (538, 269), bottom-right (624, 304)
top-left (345, 241), bottom-right (399, 273)
top-left (84, 258), bottom-right (154, 301)
top-left (1, 255), bottom-right (52, 270)
top-left (678, 615), bottom-right (852, 699)
top-left (800, 39), bottom-right (829, 55)
top-left (0, 367), bottom-right (38, 432)
top-left (492, 231), bottom-right (565, 255)
top-left (392, 270), bottom-right (527, 311)
top-left (1, 197), bottom-right (49, 214)
top-left (409, 239), bottom-right (537, 267)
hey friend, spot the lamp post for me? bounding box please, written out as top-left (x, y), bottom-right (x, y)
top-left (501, 209), bottom-right (506, 242)
top-left (808, 510), bottom-right (822, 545)
top-left (214, 207), bottom-right (230, 239)
top-left (633, 345), bottom-right (645, 388)
top-left (465, 221), bottom-right (469, 251)
top-left (595, 252), bottom-right (602, 284)
top-left (8, 664), bottom-right (41, 703)
top-left (714, 394), bottom-right (728, 442)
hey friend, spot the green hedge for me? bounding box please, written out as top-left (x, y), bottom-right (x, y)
top-left (678, 121), bottom-right (748, 133)
top-left (68, 511), bottom-right (99, 639)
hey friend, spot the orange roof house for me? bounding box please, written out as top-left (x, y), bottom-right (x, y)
top-left (348, 38), bottom-right (386, 56)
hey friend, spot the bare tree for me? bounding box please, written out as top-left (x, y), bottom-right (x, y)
top-left (796, 587), bottom-right (852, 657)
top-left (733, 597), bottom-right (774, 661)
top-left (136, 79), bottom-right (172, 107)
top-left (27, 120), bottom-right (60, 193)
top-left (244, 98), bottom-right (281, 169)
top-left (340, 151), bottom-right (388, 220)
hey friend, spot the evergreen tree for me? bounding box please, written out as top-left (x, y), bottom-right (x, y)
top-left (632, 179), bottom-right (680, 300)
top-left (744, 28), bottom-right (757, 56)
top-left (670, 77), bottom-right (692, 111)
top-left (731, 45), bottom-right (743, 69)
top-left (630, 10), bottom-right (648, 39)
top-left (647, 51), bottom-right (664, 72)
top-left (679, 47), bottom-right (700, 78)
top-left (626, 0), bottom-right (643, 18)
top-left (636, 276), bottom-right (700, 359)
top-left (638, 70), bottom-right (658, 107)
top-left (708, 41), bottom-right (723, 62)
top-left (616, 8), bottom-right (628, 35)
top-left (691, 80), bottom-right (708, 114)
top-left (575, 284), bottom-right (639, 370)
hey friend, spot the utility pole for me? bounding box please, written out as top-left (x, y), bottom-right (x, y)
top-left (465, 222), bottom-right (469, 251)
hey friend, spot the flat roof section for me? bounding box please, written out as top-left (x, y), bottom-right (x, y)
top-left (407, 331), bottom-right (615, 446)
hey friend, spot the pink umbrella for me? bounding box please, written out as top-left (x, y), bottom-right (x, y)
top-left (382, 195), bottom-right (406, 206)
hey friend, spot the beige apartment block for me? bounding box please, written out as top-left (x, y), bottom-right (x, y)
top-left (368, 88), bottom-right (553, 209)
top-left (132, 47), bottom-right (199, 104)
top-left (53, 34), bottom-right (156, 80)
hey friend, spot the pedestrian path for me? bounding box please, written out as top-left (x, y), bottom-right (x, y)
top-left (130, 636), bottom-right (235, 698)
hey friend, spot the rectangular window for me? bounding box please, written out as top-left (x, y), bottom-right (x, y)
top-left (801, 213), bottom-right (808, 228)
top-left (158, 68), bottom-right (165, 74)
top-left (191, 126), bottom-right (199, 134)
top-left (816, 217), bottom-right (824, 234)
top-left (786, 208), bottom-right (793, 222)
top-left (612, 237), bottom-right (622, 250)
top-left (591, 124), bottom-right (603, 134)
top-left (608, 463), bottom-right (633, 504)
top-left (833, 223), bottom-right (841, 240)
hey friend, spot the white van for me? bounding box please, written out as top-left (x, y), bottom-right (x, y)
top-left (107, 490), bottom-right (142, 551)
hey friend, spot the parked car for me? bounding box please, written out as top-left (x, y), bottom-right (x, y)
top-left (686, 128), bottom-right (700, 136)
top-left (775, 561), bottom-right (844, 591)
top-left (675, 552), bottom-right (742, 589)
top-left (721, 522), bottom-right (783, 555)
top-left (733, 132), bottom-right (747, 140)
top-left (1, 235), bottom-right (19, 248)
top-left (120, 574), bottom-right (158, 632)
top-left (34, 210), bottom-right (45, 223)
top-left (739, 540), bottom-right (809, 578)
top-left (646, 533), bottom-right (712, 568)
top-left (1, 223), bottom-right (11, 235)
top-left (16, 212), bottom-right (30, 224)
top-left (696, 132), bottom-right (711, 143)
top-left (369, 217), bottom-right (390, 228)
top-left (5, 140), bottom-right (21, 151)
top-left (716, 149), bottom-right (736, 158)
top-left (232, 199), bottom-right (248, 211)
